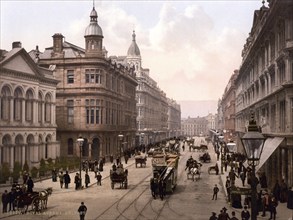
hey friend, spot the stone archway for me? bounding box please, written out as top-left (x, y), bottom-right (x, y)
top-left (91, 138), bottom-right (100, 160)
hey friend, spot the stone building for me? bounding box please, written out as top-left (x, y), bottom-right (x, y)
top-left (35, 6), bottom-right (137, 160)
top-left (219, 70), bottom-right (239, 142)
top-left (235, 0), bottom-right (293, 187)
top-left (111, 31), bottom-right (181, 145)
top-left (0, 42), bottom-right (59, 169)
top-left (167, 98), bottom-right (181, 138)
top-left (181, 116), bottom-right (209, 137)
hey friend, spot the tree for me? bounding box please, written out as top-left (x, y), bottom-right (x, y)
top-left (12, 161), bottom-right (22, 182)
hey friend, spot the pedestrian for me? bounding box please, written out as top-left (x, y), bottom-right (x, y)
top-left (268, 196), bottom-right (278, 220)
top-left (216, 149), bottom-right (220, 161)
top-left (124, 154), bottom-right (129, 164)
top-left (212, 184), bottom-right (219, 200)
top-left (218, 207), bottom-right (230, 220)
top-left (78, 201), bottom-right (87, 220)
top-left (262, 191), bottom-right (270, 216)
top-left (240, 171), bottom-right (246, 186)
top-left (1, 190), bottom-right (9, 213)
top-left (85, 171), bottom-right (90, 188)
top-left (75, 173), bottom-right (81, 190)
top-left (209, 211), bottom-right (218, 220)
top-left (59, 171), bottom-right (64, 188)
top-left (280, 179), bottom-right (288, 203)
top-left (182, 144), bottom-right (185, 151)
top-left (230, 211), bottom-right (239, 220)
top-left (52, 168), bottom-right (57, 182)
top-left (64, 171), bottom-right (71, 189)
top-left (150, 177), bottom-right (158, 199)
top-left (27, 176), bottom-right (34, 193)
top-left (110, 154), bottom-right (114, 163)
top-left (272, 180), bottom-right (281, 202)
top-left (241, 205), bottom-right (250, 220)
top-left (96, 171), bottom-right (102, 186)
top-left (8, 188), bottom-right (16, 211)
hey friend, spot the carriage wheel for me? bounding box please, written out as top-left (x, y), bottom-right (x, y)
top-left (111, 182), bottom-right (114, 189)
top-left (32, 197), bottom-right (41, 213)
top-left (17, 201), bottom-right (28, 214)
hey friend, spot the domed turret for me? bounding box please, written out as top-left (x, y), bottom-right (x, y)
top-left (84, 6), bottom-right (104, 57)
top-left (127, 31), bottom-right (140, 56)
top-left (84, 7), bottom-right (103, 37)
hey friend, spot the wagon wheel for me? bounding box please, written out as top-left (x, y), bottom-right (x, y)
top-left (17, 200), bottom-right (28, 214)
top-left (32, 197), bottom-right (41, 213)
top-left (111, 181), bottom-right (114, 189)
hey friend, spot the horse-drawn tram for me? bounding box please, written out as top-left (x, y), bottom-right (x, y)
top-left (151, 152), bottom-right (179, 193)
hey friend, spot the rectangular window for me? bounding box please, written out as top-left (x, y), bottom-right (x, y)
top-left (67, 70), bottom-right (74, 84)
top-left (86, 108), bottom-right (90, 124)
top-left (85, 69), bottom-right (102, 84)
top-left (96, 109), bottom-right (100, 124)
top-left (90, 108), bottom-right (95, 124)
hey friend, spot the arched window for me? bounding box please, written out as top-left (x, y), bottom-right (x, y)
top-left (25, 89), bottom-right (34, 122)
top-left (45, 135), bottom-right (51, 159)
top-left (14, 87), bottom-right (23, 121)
top-left (38, 92), bottom-right (43, 123)
top-left (1, 86), bottom-right (11, 120)
top-left (68, 138), bottom-right (74, 155)
top-left (45, 93), bottom-right (51, 123)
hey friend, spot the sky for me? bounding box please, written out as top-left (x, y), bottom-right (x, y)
top-left (1, 0), bottom-right (264, 113)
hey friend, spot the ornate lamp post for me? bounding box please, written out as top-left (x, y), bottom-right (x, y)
top-left (240, 113), bottom-right (266, 220)
top-left (77, 137), bottom-right (84, 189)
top-left (118, 134), bottom-right (124, 163)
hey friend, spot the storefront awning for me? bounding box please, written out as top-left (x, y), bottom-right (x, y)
top-left (255, 137), bottom-right (284, 172)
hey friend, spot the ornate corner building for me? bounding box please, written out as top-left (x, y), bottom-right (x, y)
top-left (36, 6), bottom-right (137, 160)
top-left (235, 0), bottom-right (293, 187)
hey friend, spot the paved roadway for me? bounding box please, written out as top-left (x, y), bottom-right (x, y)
top-left (0, 140), bottom-right (292, 220)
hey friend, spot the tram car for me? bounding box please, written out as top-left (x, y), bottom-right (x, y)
top-left (151, 152), bottom-right (179, 193)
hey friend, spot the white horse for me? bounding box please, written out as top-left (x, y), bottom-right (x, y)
top-left (187, 167), bottom-right (201, 181)
top-left (39, 187), bottom-right (53, 210)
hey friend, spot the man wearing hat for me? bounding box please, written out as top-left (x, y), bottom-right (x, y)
top-left (218, 207), bottom-right (230, 220)
top-left (209, 211), bottom-right (218, 220)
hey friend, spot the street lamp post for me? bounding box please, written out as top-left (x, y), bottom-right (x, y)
top-left (240, 113), bottom-right (266, 220)
top-left (77, 137), bottom-right (84, 189)
top-left (118, 134), bottom-right (124, 164)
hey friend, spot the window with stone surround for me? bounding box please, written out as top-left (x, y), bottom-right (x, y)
top-left (85, 69), bottom-right (102, 84)
top-left (25, 89), bottom-right (34, 122)
top-left (85, 99), bottom-right (101, 124)
top-left (67, 70), bottom-right (74, 84)
top-left (14, 87), bottom-right (22, 121)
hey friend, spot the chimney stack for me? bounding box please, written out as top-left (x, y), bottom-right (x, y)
top-left (12, 41), bottom-right (22, 49)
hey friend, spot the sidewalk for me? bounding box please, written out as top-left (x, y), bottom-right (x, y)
top-left (217, 156), bottom-right (292, 220)
top-left (0, 156), bottom-right (136, 202)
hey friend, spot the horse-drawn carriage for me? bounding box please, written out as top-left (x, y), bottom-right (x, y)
top-left (199, 152), bottom-right (211, 163)
top-left (185, 157), bottom-right (202, 181)
top-left (110, 168), bottom-right (128, 189)
top-left (135, 155), bottom-right (147, 168)
top-left (14, 187), bottom-right (52, 214)
top-left (208, 163), bottom-right (219, 175)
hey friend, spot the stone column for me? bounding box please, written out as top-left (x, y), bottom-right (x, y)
top-left (10, 98), bottom-right (14, 122)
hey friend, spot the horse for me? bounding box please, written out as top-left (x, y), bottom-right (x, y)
top-left (38, 187), bottom-right (53, 210)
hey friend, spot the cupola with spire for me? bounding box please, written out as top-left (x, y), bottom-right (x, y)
top-left (127, 30), bottom-right (141, 57)
top-left (126, 30), bottom-right (142, 75)
top-left (84, 1), bottom-right (104, 57)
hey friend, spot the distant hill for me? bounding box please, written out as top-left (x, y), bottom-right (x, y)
top-left (178, 100), bottom-right (218, 118)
